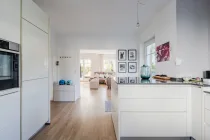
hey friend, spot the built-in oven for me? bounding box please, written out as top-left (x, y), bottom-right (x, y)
top-left (0, 39), bottom-right (19, 91)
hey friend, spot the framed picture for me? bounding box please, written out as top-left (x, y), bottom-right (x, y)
top-left (128, 49), bottom-right (137, 61)
top-left (118, 77), bottom-right (127, 84)
top-left (118, 50), bottom-right (127, 61)
top-left (128, 62), bottom-right (137, 73)
top-left (156, 42), bottom-right (170, 62)
top-left (128, 77), bottom-right (137, 84)
top-left (118, 62), bottom-right (126, 73)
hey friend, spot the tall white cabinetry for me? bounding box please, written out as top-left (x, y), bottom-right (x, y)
top-left (203, 89), bottom-right (210, 140)
top-left (0, 92), bottom-right (20, 140)
top-left (191, 87), bottom-right (202, 140)
top-left (21, 0), bottom-right (49, 139)
top-left (0, 0), bottom-right (20, 43)
top-left (0, 0), bottom-right (20, 140)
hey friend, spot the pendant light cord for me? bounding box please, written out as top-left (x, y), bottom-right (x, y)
top-left (137, 1), bottom-right (139, 23)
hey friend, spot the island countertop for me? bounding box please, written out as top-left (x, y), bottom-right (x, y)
top-left (113, 77), bottom-right (210, 87)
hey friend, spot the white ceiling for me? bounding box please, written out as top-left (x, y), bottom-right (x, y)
top-left (80, 50), bottom-right (116, 55)
top-left (34, 0), bottom-right (172, 36)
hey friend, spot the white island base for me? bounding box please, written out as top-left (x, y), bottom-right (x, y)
top-left (111, 79), bottom-right (210, 140)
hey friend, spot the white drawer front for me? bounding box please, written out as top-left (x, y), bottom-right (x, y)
top-left (204, 125), bottom-right (210, 140)
top-left (54, 91), bottom-right (75, 101)
top-left (205, 109), bottom-right (210, 125)
top-left (54, 86), bottom-right (75, 91)
top-left (120, 112), bottom-right (187, 137)
top-left (120, 99), bottom-right (187, 112)
top-left (119, 86), bottom-right (188, 99)
top-left (205, 93), bottom-right (210, 110)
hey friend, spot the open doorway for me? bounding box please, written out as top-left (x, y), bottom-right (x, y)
top-left (79, 50), bottom-right (116, 90)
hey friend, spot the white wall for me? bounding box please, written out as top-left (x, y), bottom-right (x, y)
top-left (140, 0), bottom-right (210, 78)
top-left (140, 0), bottom-right (177, 76)
top-left (49, 27), bottom-right (57, 100)
top-left (209, 2), bottom-right (210, 69)
top-left (57, 34), bottom-right (139, 99)
top-left (176, 0), bottom-right (209, 77)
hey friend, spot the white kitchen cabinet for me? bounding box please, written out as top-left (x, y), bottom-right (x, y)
top-left (121, 112), bottom-right (187, 137)
top-left (22, 78), bottom-right (49, 140)
top-left (112, 85), bottom-right (191, 139)
top-left (0, 92), bottom-right (20, 140)
top-left (204, 91), bottom-right (210, 140)
top-left (0, 0), bottom-right (20, 43)
top-left (53, 84), bottom-right (76, 101)
top-left (22, 0), bottom-right (48, 33)
top-left (191, 87), bottom-right (202, 140)
top-left (204, 125), bottom-right (210, 140)
top-left (205, 93), bottom-right (210, 110)
top-left (22, 19), bottom-right (48, 81)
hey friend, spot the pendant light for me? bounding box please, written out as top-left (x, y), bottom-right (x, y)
top-left (136, 1), bottom-right (140, 28)
top-left (136, 1), bottom-right (144, 28)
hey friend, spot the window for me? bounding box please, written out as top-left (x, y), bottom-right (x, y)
top-left (80, 59), bottom-right (91, 78)
top-left (145, 38), bottom-right (156, 73)
top-left (103, 60), bottom-right (115, 72)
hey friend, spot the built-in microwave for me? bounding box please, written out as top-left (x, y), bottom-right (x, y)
top-left (0, 39), bottom-right (19, 91)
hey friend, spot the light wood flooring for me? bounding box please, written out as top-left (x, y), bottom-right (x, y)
top-left (31, 83), bottom-right (116, 140)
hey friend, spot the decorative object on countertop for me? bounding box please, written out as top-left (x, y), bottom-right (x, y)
top-left (118, 62), bottom-right (127, 73)
top-left (153, 75), bottom-right (171, 80)
top-left (128, 49), bottom-right (137, 61)
top-left (140, 65), bottom-right (151, 79)
top-left (66, 80), bottom-right (73, 85)
top-left (118, 49), bottom-right (127, 61)
top-left (128, 62), bottom-right (137, 73)
top-left (156, 42), bottom-right (170, 62)
top-left (59, 80), bottom-right (66, 85)
top-left (141, 79), bottom-right (150, 83)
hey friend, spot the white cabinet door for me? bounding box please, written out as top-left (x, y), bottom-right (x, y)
top-left (22, 78), bottom-right (49, 140)
top-left (191, 87), bottom-right (202, 140)
top-left (0, 0), bottom-right (20, 43)
top-left (22, 19), bottom-right (48, 81)
top-left (0, 92), bottom-right (20, 140)
top-left (22, 0), bottom-right (48, 33)
top-left (121, 112), bottom-right (187, 137)
top-left (204, 125), bottom-right (210, 140)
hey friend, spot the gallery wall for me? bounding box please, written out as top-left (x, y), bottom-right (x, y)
top-left (117, 49), bottom-right (139, 79)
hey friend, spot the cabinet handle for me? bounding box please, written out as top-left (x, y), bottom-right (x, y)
top-left (204, 91), bottom-right (210, 94)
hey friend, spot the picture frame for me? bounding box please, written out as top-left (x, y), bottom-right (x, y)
top-left (128, 77), bottom-right (137, 84)
top-left (128, 49), bottom-right (137, 61)
top-left (128, 62), bottom-right (137, 73)
top-left (118, 62), bottom-right (126, 73)
top-left (156, 42), bottom-right (170, 62)
top-left (118, 77), bottom-right (127, 84)
top-left (118, 49), bottom-right (127, 61)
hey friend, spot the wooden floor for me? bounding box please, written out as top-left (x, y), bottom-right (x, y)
top-left (31, 83), bottom-right (116, 140)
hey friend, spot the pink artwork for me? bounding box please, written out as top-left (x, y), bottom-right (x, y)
top-left (156, 42), bottom-right (170, 62)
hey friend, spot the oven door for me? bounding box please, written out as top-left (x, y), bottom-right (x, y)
top-left (0, 51), bottom-right (19, 91)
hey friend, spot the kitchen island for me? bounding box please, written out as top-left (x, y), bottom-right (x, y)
top-left (111, 77), bottom-right (210, 140)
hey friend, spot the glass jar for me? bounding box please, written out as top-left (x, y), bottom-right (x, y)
top-left (141, 65), bottom-right (151, 79)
